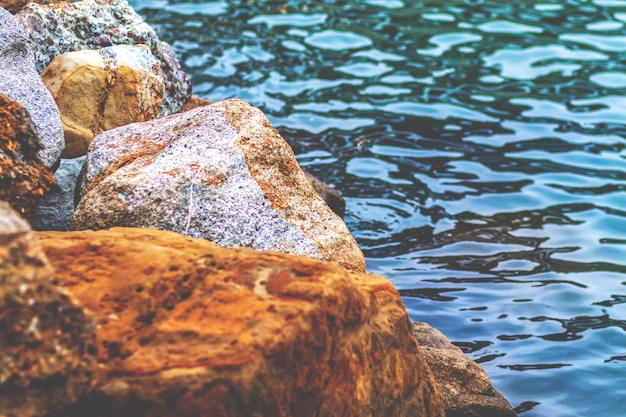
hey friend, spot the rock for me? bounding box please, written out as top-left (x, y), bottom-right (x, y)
top-left (180, 94), bottom-right (213, 112)
top-left (0, 7), bottom-right (64, 168)
top-left (0, 202), bottom-right (98, 417)
top-left (30, 156), bottom-right (86, 231)
top-left (42, 45), bottom-right (164, 158)
top-left (412, 322), bottom-right (518, 417)
top-left (72, 99), bottom-right (366, 272)
top-left (0, 93), bottom-right (56, 217)
top-left (0, 0), bottom-right (53, 15)
top-left (303, 171), bottom-right (346, 218)
top-left (36, 227), bottom-right (445, 417)
top-left (15, 0), bottom-right (191, 116)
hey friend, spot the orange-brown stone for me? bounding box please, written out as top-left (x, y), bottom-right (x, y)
top-left (36, 227), bottom-right (444, 417)
top-left (0, 202), bottom-right (97, 417)
top-left (0, 93), bottom-right (55, 217)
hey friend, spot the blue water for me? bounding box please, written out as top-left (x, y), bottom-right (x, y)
top-left (129, 1), bottom-right (626, 415)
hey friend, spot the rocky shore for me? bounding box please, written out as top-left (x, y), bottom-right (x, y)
top-left (0, 1), bottom-right (517, 416)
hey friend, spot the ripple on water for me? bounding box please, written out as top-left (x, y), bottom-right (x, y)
top-left (129, 1), bottom-right (626, 415)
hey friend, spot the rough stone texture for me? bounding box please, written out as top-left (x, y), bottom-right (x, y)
top-left (15, 0), bottom-right (191, 116)
top-left (30, 156), bottom-right (86, 231)
top-left (72, 99), bottom-right (365, 272)
top-left (177, 97), bottom-right (346, 218)
top-left (0, 0), bottom-right (53, 15)
top-left (36, 227), bottom-right (444, 417)
top-left (42, 45), bottom-right (164, 158)
top-left (0, 93), bottom-right (56, 217)
top-left (303, 170), bottom-right (346, 218)
top-left (0, 7), bottom-right (64, 168)
top-left (412, 322), bottom-right (518, 417)
top-left (0, 202), bottom-right (98, 417)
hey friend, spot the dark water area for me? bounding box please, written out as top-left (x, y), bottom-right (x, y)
top-left (128, 0), bottom-right (626, 415)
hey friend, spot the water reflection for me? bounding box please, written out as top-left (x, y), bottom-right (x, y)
top-left (130, 0), bottom-right (626, 415)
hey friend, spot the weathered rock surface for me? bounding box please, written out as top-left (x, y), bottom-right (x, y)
top-left (0, 7), bottom-right (64, 168)
top-left (0, 93), bottom-right (56, 217)
top-left (36, 227), bottom-right (445, 417)
top-left (412, 322), bottom-right (518, 417)
top-left (0, 0), bottom-right (53, 14)
top-left (30, 156), bottom-right (86, 231)
top-left (72, 99), bottom-right (365, 272)
top-left (0, 202), bottom-right (98, 417)
top-left (42, 45), bottom-right (164, 158)
top-left (15, 0), bottom-right (191, 116)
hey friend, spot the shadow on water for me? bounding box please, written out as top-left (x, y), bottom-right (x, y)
top-left (129, 0), bottom-right (626, 415)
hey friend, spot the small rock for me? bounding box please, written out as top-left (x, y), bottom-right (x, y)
top-left (15, 0), bottom-right (191, 116)
top-left (412, 322), bottom-right (518, 417)
top-left (0, 6), bottom-right (64, 168)
top-left (36, 227), bottom-right (445, 417)
top-left (303, 170), bottom-right (346, 218)
top-left (72, 99), bottom-right (365, 272)
top-left (30, 156), bottom-right (86, 231)
top-left (180, 94), bottom-right (213, 112)
top-left (0, 202), bottom-right (98, 417)
top-left (0, 93), bottom-right (56, 217)
top-left (42, 45), bottom-right (164, 158)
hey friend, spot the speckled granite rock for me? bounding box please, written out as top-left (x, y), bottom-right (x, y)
top-left (15, 0), bottom-right (191, 116)
top-left (0, 202), bottom-right (98, 417)
top-left (72, 99), bottom-right (365, 272)
top-left (42, 45), bottom-right (164, 158)
top-left (0, 7), bottom-right (64, 168)
top-left (412, 322), bottom-right (518, 417)
top-left (30, 156), bottom-right (85, 231)
top-left (36, 227), bottom-right (444, 417)
top-left (0, 93), bottom-right (56, 217)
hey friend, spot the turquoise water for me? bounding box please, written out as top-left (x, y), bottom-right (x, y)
top-left (129, 1), bottom-right (626, 415)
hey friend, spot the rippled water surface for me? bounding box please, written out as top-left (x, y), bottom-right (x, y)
top-left (129, 1), bottom-right (626, 415)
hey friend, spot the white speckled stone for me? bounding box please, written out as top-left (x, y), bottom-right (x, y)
top-left (72, 99), bottom-right (365, 272)
top-left (0, 7), bottom-right (64, 168)
top-left (15, 0), bottom-right (191, 116)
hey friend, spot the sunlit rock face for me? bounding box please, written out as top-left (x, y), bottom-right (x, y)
top-left (14, 0), bottom-right (191, 116)
top-left (36, 227), bottom-right (445, 417)
top-left (72, 99), bottom-right (365, 272)
top-left (42, 45), bottom-right (164, 158)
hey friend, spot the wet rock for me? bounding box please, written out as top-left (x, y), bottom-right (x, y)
top-left (0, 7), bottom-right (64, 168)
top-left (0, 93), bottom-right (56, 217)
top-left (42, 45), bottom-right (164, 158)
top-left (72, 99), bottom-right (365, 272)
top-left (36, 227), bottom-right (444, 417)
top-left (303, 170), bottom-right (346, 218)
top-left (0, 202), bottom-right (98, 417)
top-left (412, 322), bottom-right (518, 417)
top-left (30, 156), bottom-right (86, 231)
top-left (15, 0), bottom-right (191, 116)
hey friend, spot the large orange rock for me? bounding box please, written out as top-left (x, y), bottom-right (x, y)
top-left (0, 202), bottom-right (97, 417)
top-left (36, 227), bottom-right (444, 417)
